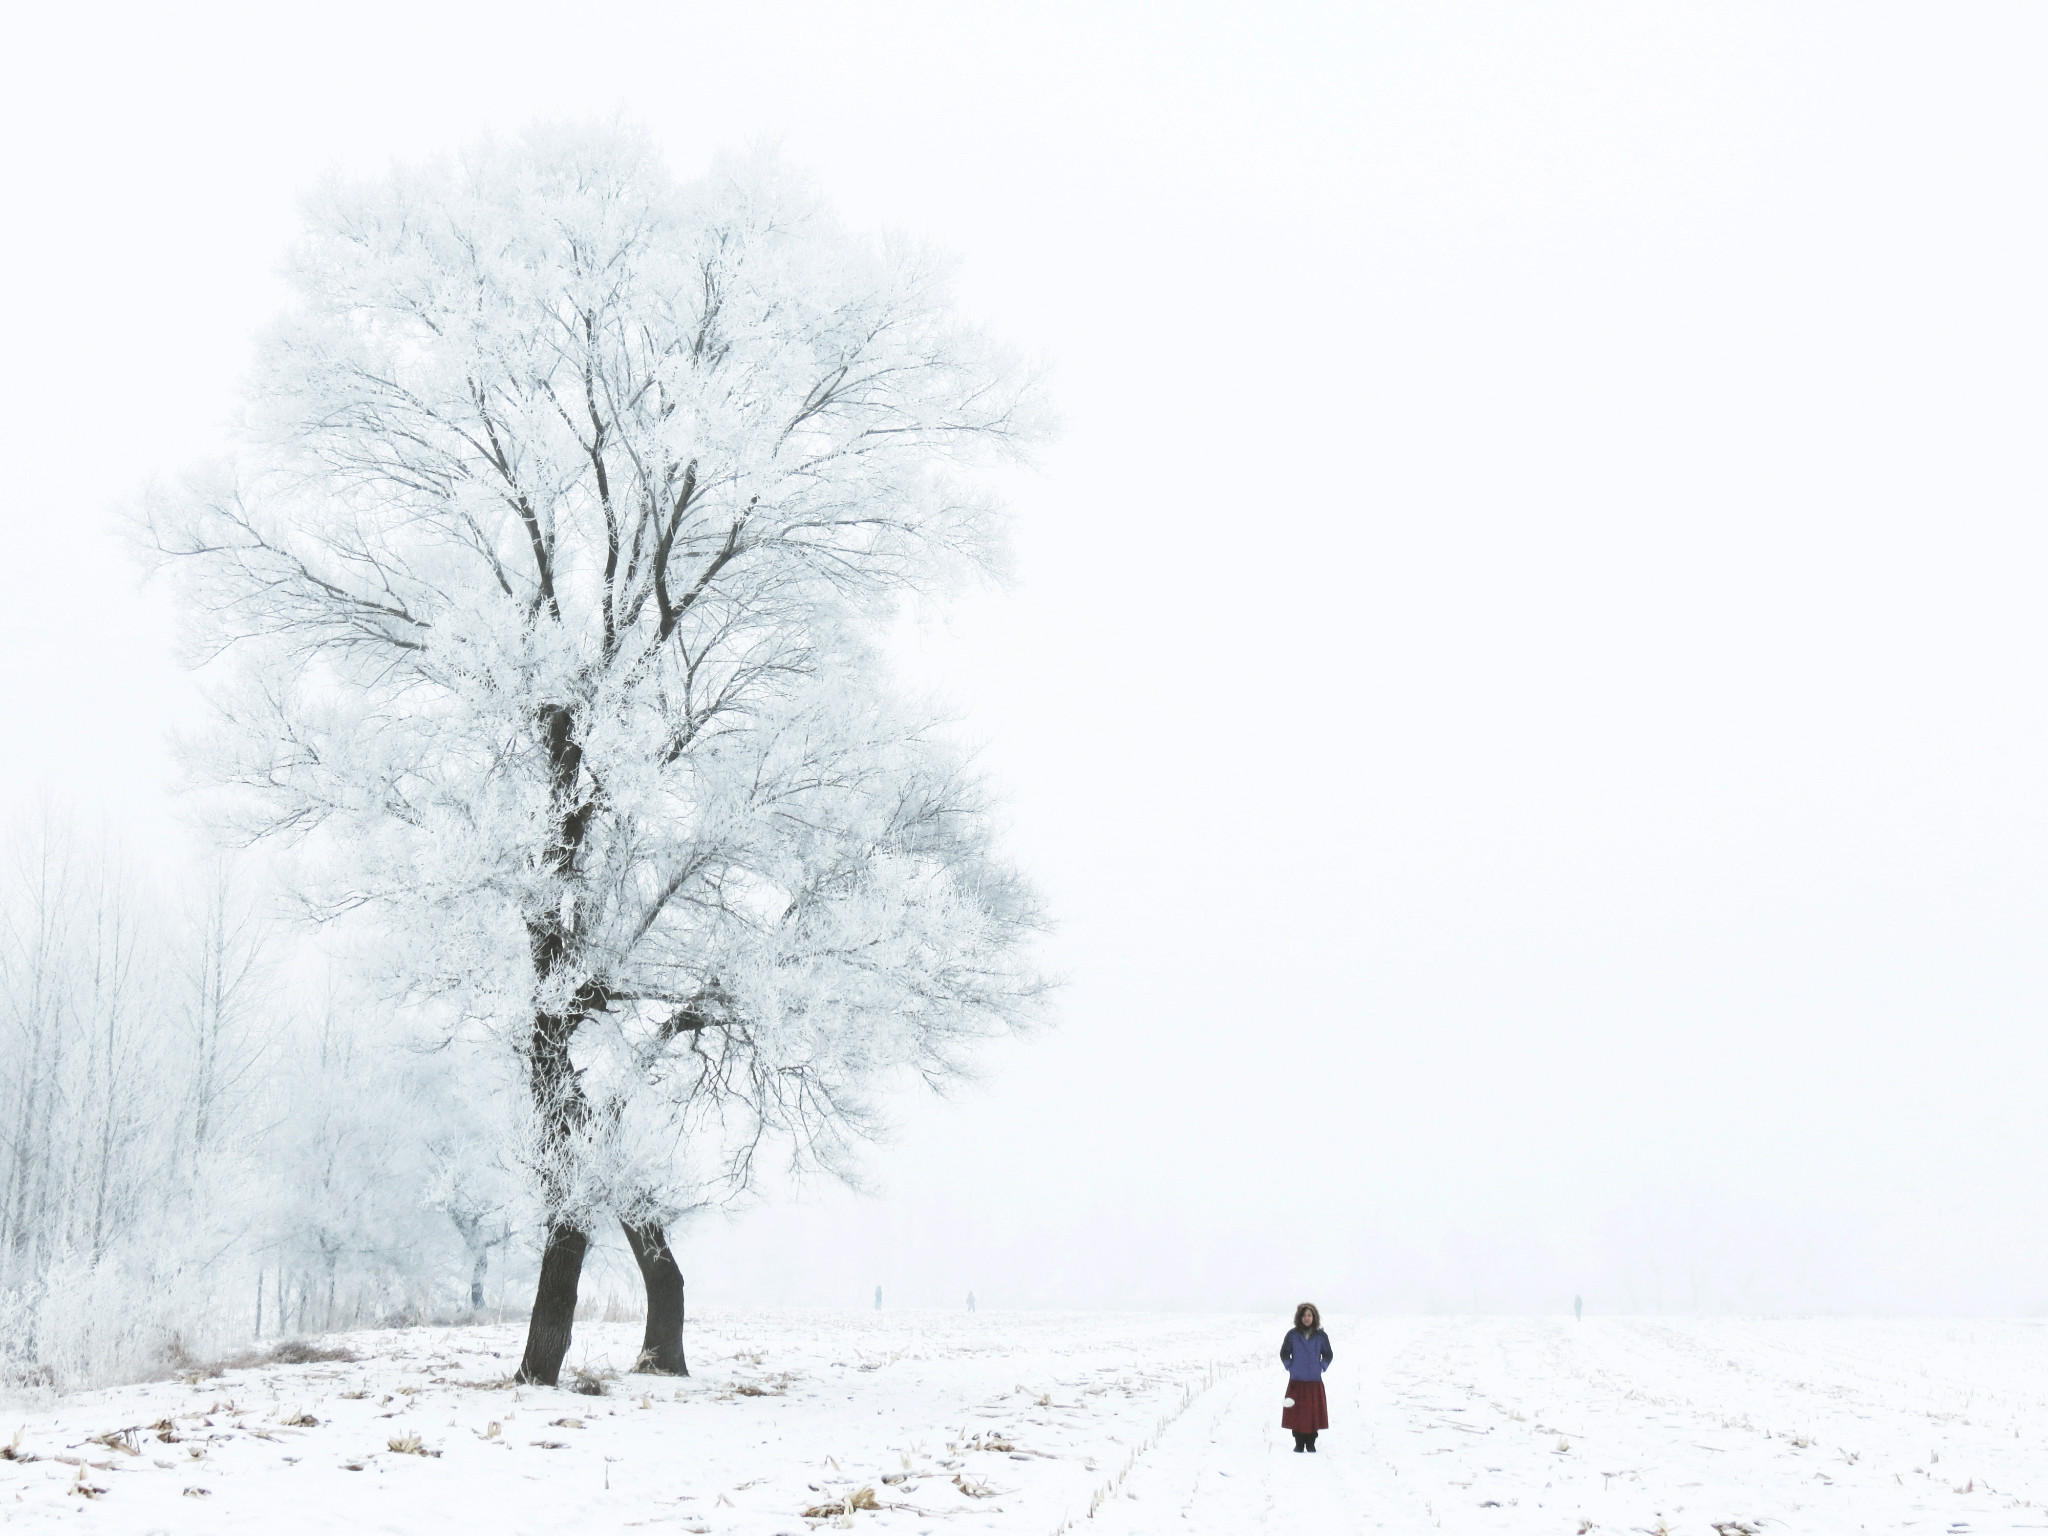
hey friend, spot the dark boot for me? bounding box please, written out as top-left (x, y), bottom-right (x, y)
top-left (1306, 1431), bottom-right (1319, 1452)
top-left (1292, 1431), bottom-right (1305, 1452)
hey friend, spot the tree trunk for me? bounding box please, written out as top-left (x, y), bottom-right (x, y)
top-left (515, 985), bottom-right (602, 1381)
top-left (516, 1219), bottom-right (589, 1385)
top-left (622, 1219), bottom-right (688, 1375)
top-left (471, 1246), bottom-right (488, 1311)
top-left (516, 988), bottom-right (593, 1385)
top-left (515, 703), bottom-right (602, 1385)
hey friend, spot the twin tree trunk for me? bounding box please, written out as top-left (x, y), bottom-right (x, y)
top-left (513, 705), bottom-right (690, 1386)
top-left (514, 1214), bottom-right (690, 1384)
top-left (513, 984), bottom-right (693, 1385)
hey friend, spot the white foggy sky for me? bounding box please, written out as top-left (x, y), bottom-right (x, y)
top-left (6, 3), bottom-right (2048, 1314)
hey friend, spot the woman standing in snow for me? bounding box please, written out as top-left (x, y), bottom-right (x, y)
top-left (1280, 1302), bottom-right (1333, 1452)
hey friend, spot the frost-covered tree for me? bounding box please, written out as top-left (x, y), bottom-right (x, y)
top-left (0, 822), bottom-right (280, 1381)
top-left (141, 125), bottom-right (1048, 1384)
top-left (0, 815), bottom-right (508, 1385)
top-left (0, 820), bottom-right (160, 1289)
top-left (420, 1054), bottom-right (524, 1314)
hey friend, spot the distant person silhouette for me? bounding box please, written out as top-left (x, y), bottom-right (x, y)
top-left (1280, 1302), bottom-right (1333, 1452)
top-left (875, 1285), bottom-right (882, 1311)
top-left (967, 1291), bottom-right (976, 1312)
top-left (1574, 1294), bottom-right (1583, 1322)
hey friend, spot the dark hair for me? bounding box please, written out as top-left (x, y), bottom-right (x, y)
top-left (1294, 1301), bottom-right (1320, 1331)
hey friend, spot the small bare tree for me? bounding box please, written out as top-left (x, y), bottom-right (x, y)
top-left (142, 125), bottom-right (1048, 1384)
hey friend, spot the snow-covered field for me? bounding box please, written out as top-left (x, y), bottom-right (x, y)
top-left (4, 1310), bottom-right (2047, 1534)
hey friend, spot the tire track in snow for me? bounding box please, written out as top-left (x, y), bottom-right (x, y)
top-left (1045, 1355), bottom-right (1254, 1534)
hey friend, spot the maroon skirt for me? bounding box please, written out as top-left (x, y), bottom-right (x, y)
top-left (1281, 1378), bottom-right (1329, 1431)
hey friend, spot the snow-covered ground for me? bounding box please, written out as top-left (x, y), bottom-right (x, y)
top-left (4, 1310), bottom-right (2047, 1534)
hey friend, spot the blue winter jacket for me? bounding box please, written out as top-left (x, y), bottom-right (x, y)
top-left (1280, 1327), bottom-right (1333, 1382)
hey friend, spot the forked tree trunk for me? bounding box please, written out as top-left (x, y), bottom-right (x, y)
top-left (516, 1220), bottom-right (589, 1385)
top-left (623, 1219), bottom-right (688, 1374)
